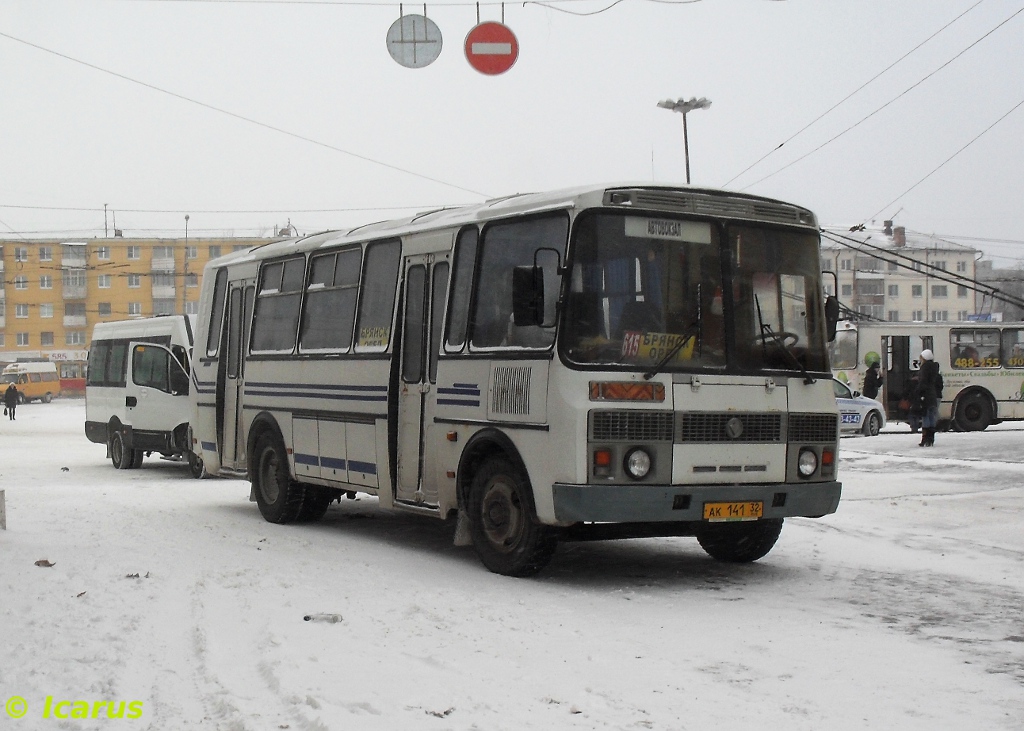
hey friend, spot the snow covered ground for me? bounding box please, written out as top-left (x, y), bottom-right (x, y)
top-left (1, 400), bottom-right (1022, 730)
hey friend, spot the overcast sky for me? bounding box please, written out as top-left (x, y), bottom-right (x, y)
top-left (1, 0), bottom-right (1022, 263)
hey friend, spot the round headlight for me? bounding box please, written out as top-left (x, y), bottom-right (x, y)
top-left (624, 448), bottom-right (652, 480)
top-left (797, 448), bottom-right (818, 477)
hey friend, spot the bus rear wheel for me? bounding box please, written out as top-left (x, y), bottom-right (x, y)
top-left (468, 458), bottom-right (557, 577)
top-left (696, 518), bottom-right (784, 563)
top-left (252, 432), bottom-right (306, 523)
top-left (955, 393), bottom-right (992, 431)
top-left (110, 431), bottom-right (142, 470)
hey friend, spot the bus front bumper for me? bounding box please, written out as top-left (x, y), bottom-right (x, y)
top-left (551, 481), bottom-right (841, 524)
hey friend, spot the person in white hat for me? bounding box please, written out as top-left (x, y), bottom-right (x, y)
top-left (916, 348), bottom-right (943, 446)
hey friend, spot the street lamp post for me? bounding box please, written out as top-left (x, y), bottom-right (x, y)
top-left (657, 97), bottom-right (711, 184)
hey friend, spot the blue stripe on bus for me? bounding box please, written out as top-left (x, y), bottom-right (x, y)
top-left (294, 453), bottom-right (320, 466)
top-left (201, 441), bottom-right (217, 451)
top-left (452, 383), bottom-right (479, 389)
top-left (438, 387), bottom-right (481, 396)
top-left (348, 460), bottom-right (377, 475)
top-left (437, 399), bottom-right (481, 407)
top-left (320, 456), bottom-right (346, 470)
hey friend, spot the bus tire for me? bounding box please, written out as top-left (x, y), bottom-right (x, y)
top-left (296, 487), bottom-right (335, 522)
top-left (696, 518), bottom-right (784, 563)
top-left (954, 392), bottom-right (992, 432)
top-left (110, 431), bottom-right (141, 470)
top-left (252, 432), bottom-right (305, 523)
top-left (188, 451), bottom-right (206, 479)
top-left (862, 411), bottom-right (882, 437)
top-left (467, 457), bottom-right (557, 577)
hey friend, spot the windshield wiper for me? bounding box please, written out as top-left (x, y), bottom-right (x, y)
top-left (755, 295), bottom-right (816, 385)
top-left (643, 322), bottom-right (699, 380)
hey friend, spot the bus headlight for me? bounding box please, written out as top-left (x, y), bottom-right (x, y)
top-left (624, 448), bottom-right (652, 480)
top-left (797, 448), bottom-right (818, 477)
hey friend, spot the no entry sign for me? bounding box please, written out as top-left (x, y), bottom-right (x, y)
top-left (464, 22), bottom-right (519, 75)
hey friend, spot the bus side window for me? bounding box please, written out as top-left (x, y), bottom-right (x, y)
top-left (445, 227), bottom-right (478, 352)
top-left (354, 240), bottom-right (402, 353)
top-left (252, 256), bottom-right (305, 353)
top-left (206, 268), bottom-right (228, 357)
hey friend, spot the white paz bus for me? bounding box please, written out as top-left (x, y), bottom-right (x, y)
top-left (190, 184), bottom-right (843, 576)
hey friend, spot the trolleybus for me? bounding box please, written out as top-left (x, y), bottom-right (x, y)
top-left (830, 319), bottom-right (1024, 431)
top-left (190, 184), bottom-right (842, 575)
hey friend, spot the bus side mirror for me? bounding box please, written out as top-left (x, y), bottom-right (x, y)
top-left (512, 266), bottom-right (544, 326)
top-left (825, 295), bottom-right (840, 342)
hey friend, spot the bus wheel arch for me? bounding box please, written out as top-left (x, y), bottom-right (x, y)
top-left (457, 430), bottom-right (557, 577)
top-left (248, 414), bottom-right (331, 523)
top-left (953, 389), bottom-right (995, 431)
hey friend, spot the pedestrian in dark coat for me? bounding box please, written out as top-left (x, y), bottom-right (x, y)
top-left (917, 349), bottom-right (943, 447)
top-left (862, 361), bottom-right (883, 400)
top-left (4, 382), bottom-right (18, 420)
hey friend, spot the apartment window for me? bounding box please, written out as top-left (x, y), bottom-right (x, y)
top-left (887, 260), bottom-right (898, 272)
top-left (40, 275), bottom-right (52, 289)
top-left (933, 260), bottom-right (947, 271)
top-left (931, 285), bottom-right (948, 298)
top-left (40, 332), bottom-right (54, 347)
top-left (856, 280), bottom-right (883, 296)
top-left (841, 284), bottom-right (852, 296)
top-left (152, 274), bottom-right (175, 288)
top-left (912, 285), bottom-right (923, 297)
top-left (186, 245), bottom-right (198, 260)
top-left (958, 311), bottom-right (970, 321)
top-left (128, 274), bottom-right (142, 288)
top-left (888, 284), bottom-right (899, 297)
top-left (153, 299), bottom-right (176, 316)
top-left (40, 303), bottom-right (53, 318)
top-left (128, 302), bottom-right (142, 316)
top-left (153, 246), bottom-right (174, 259)
top-left (63, 269), bottom-right (86, 287)
top-left (96, 246), bottom-right (111, 260)
top-left (958, 285), bottom-right (969, 298)
top-left (209, 245), bottom-right (222, 259)
top-left (127, 245), bottom-right (141, 260)
top-left (931, 310), bottom-right (949, 322)
top-left (65, 302), bottom-right (86, 317)
top-left (98, 302), bottom-right (112, 317)
top-left (821, 258), bottom-right (833, 271)
top-left (912, 310), bottom-right (924, 321)
top-left (913, 261), bottom-right (923, 271)
top-left (956, 261), bottom-right (967, 272)
top-left (14, 246), bottom-right (28, 262)
top-left (185, 300), bottom-right (199, 315)
top-left (17, 332), bottom-right (30, 346)
top-left (887, 310), bottom-right (900, 322)
top-left (39, 246), bottom-right (52, 261)
top-left (15, 304), bottom-right (29, 318)
top-left (824, 284), bottom-right (834, 296)
top-left (66, 331), bottom-right (87, 346)
top-left (97, 274), bottom-right (112, 289)
top-left (15, 275), bottom-right (28, 290)
top-left (840, 259), bottom-right (852, 271)
top-left (0, 334), bottom-right (4, 347)
top-left (186, 272), bottom-right (199, 288)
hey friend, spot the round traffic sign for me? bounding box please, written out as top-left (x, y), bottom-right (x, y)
top-left (386, 14), bottom-right (443, 69)
top-left (464, 22), bottom-right (519, 75)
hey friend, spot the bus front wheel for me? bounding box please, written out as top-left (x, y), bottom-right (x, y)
top-left (468, 458), bottom-right (557, 577)
top-left (696, 518), bottom-right (784, 563)
top-left (955, 392), bottom-right (992, 431)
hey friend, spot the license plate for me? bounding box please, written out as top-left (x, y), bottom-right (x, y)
top-left (703, 501), bottom-right (764, 522)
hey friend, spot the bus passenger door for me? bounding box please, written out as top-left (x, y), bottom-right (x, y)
top-left (220, 281), bottom-right (255, 469)
top-left (396, 256), bottom-right (449, 505)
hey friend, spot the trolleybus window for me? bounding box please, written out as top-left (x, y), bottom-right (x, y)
top-left (445, 227), bottom-right (478, 352)
top-left (354, 239), bottom-right (401, 353)
top-left (299, 247), bottom-right (361, 352)
top-left (1002, 328), bottom-right (1024, 368)
top-left (252, 257), bottom-right (305, 353)
top-left (562, 211), bottom-right (724, 369)
top-left (471, 214), bottom-right (568, 350)
top-left (950, 328), bottom-right (1000, 368)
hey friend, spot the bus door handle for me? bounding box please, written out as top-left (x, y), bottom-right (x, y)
top-left (126, 396), bottom-right (138, 408)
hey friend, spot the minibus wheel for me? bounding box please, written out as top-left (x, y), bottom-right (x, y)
top-left (468, 457), bottom-right (557, 577)
top-left (188, 451), bottom-right (206, 479)
top-left (110, 431), bottom-right (141, 471)
top-left (252, 432), bottom-right (304, 523)
top-left (696, 518), bottom-right (783, 562)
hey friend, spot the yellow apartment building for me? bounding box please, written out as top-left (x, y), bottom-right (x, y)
top-left (0, 236), bottom-right (280, 382)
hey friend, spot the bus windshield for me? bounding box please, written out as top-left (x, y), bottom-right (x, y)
top-left (561, 212), bottom-right (829, 374)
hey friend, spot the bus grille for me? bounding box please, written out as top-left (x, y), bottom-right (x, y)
top-left (491, 366), bottom-right (532, 415)
top-left (590, 411), bottom-right (675, 442)
top-left (788, 413), bottom-right (839, 442)
top-left (676, 413), bottom-right (782, 443)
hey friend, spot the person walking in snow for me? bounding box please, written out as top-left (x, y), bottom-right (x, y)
top-left (4, 382), bottom-right (18, 420)
top-left (916, 349), bottom-right (943, 447)
top-left (862, 361), bottom-right (883, 400)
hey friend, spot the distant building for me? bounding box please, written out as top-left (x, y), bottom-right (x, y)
top-left (820, 223), bottom-right (980, 324)
top-left (0, 236), bottom-right (281, 378)
top-left (974, 260), bottom-right (1024, 322)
